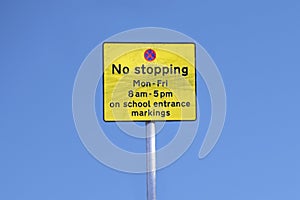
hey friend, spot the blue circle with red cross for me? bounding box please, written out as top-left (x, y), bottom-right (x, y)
top-left (144, 49), bottom-right (156, 62)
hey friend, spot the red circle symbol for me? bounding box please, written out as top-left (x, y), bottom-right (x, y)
top-left (144, 49), bottom-right (156, 62)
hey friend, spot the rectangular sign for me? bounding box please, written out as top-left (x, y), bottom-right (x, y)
top-left (103, 42), bottom-right (196, 121)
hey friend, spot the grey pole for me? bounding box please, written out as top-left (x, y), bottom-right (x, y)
top-left (146, 121), bottom-right (156, 200)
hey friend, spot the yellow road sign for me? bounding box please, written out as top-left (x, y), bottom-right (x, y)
top-left (103, 42), bottom-right (196, 121)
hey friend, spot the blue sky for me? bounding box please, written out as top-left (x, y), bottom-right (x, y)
top-left (1, 0), bottom-right (300, 199)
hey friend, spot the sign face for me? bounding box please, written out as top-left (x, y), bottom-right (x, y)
top-left (103, 42), bottom-right (196, 121)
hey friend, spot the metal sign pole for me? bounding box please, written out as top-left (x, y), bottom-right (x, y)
top-left (146, 121), bottom-right (156, 200)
